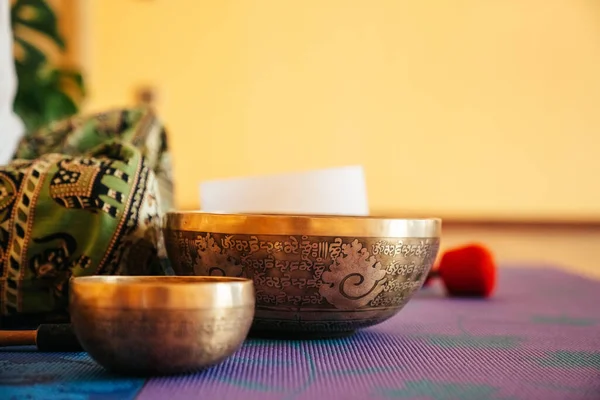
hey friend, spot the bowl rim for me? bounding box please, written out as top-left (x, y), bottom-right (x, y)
top-left (71, 275), bottom-right (251, 286)
top-left (69, 276), bottom-right (255, 310)
top-left (163, 212), bottom-right (441, 237)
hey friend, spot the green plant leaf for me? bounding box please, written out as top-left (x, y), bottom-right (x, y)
top-left (43, 90), bottom-right (78, 123)
top-left (13, 36), bottom-right (46, 67)
top-left (57, 68), bottom-right (86, 96)
top-left (11, 0), bottom-right (85, 132)
top-left (11, 0), bottom-right (65, 50)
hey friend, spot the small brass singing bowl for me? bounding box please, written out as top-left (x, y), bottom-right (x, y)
top-left (163, 212), bottom-right (441, 339)
top-left (69, 276), bottom-right (255, 375)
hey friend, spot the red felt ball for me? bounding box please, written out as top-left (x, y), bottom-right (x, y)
top-left (437, 243), bottom-right (496, 297)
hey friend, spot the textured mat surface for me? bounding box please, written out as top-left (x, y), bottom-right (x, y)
top-left (1, 266), bottom-right (599, 400)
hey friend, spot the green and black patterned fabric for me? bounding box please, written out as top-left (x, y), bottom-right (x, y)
top-left (0, 107), bottom-right (173, 329)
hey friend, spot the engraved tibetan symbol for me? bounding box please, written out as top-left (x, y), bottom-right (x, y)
top-left (192, 233), bottom-right (243, 277)
top-left (319, 239), bottom-right (387, 310)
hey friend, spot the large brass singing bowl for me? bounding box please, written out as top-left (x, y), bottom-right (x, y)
top-left (69, 276), bottom-right (255, 375)
top-left (163, 213), bottom-right (441, 338)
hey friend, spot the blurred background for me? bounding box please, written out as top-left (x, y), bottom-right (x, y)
top-left (11, 0), bottom-right (600, 276)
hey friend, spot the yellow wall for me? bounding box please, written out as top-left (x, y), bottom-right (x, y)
top-left (79, 0), bottom-right (600, 221)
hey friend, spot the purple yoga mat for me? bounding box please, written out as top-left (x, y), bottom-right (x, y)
top-left (2, 266), bottom-right (599, 400)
